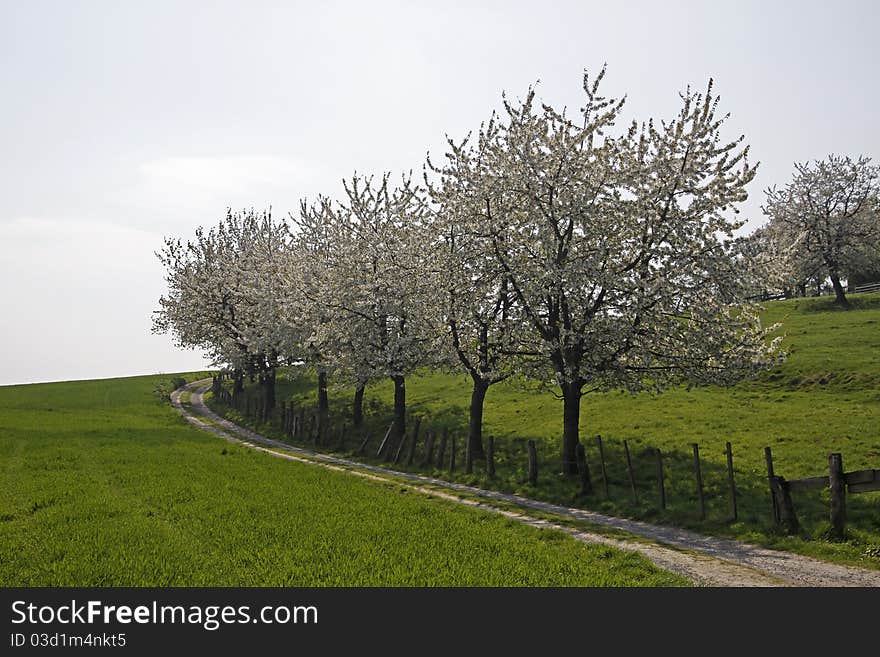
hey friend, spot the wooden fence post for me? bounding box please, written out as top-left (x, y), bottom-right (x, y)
top-left (596, 435), bottom-right (609, 497)
top-left (297, 409), bottom-right (305, 439)
top-left (726, 441), bottom-right (737, 522)
top-left (393, 430), bottom-right (408, 464)
top-left (575, 443), bottom-right (592, 496)
top-left (654, 448), bottom-right (666, 510)
top-left (406, 418), bottom-right (421, 466)
top-left (692, 443), bottom-right (705, 520)
top-left (764, 447), bottom-right (779, 526)
top-left (486, 435), bottom-right (495, 478)
top-left (357, 431), bottom-right (373, 456)
top-left (770, 476), bottom-right (799, 535)
top-left (422, 431), bottom-right (435, 466)
top-left (527, 440), bottom-right (538, 486)
top-left (465, 436), bottom-right (474, 474)
top-left (829, 452), bottom-right (846, 539)
top-left (337, 423), bottom-right (347, 450)
top-left (623, 440), bottom-right (638, 503)
top-left (449, 435), bottom-right (457, 473)
top-left (376, 424), bottom-right (394, 458)
top-left (437, 430), bottom-right (448, 469)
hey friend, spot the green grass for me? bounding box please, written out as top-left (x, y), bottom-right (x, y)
top-left (220, 292), bottom-right (880, 570)
top-left (0, 374), bottom-right (685, 586)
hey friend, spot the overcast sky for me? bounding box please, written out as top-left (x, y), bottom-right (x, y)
top-left (1, 0), bottom-right (878, 385)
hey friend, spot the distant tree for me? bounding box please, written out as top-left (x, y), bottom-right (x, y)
top-left (763, 155), bottom-right (880, 306)
top-left (154, 208), bottom-right (289, 407)
top-left (445, 71), bottom-right (782, 474)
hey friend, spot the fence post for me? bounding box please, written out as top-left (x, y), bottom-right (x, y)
top-left (357, 431), bottom-right (372, 456)
top-left (829, 452), bottom-right (846, 539)
top-left (393, 431), bottom-right (408, 464)
top-left (422, 431), bottom-right (435, 466)
top-left (527, 440), bottom-right (538, 486)
top-left (575, 443), bottom-right (592, 496)
top-left (770, 476), bottom-right (799, 535)
top-left (623, 440), bottom-right (638, 503)
top-left (692, 443), bottom-right (705, 520)
top-left (337, 423), bottom-right (347, 450)
top-left (406, 418), bottom-right (421, 466)
top-left (437, 430), bottom-right (448, 469)
top-left (449, 435), bottom-right (457, 473)
top-left (654, 448), bottom-right (666, 510)
top-left (376, 424), bottom-right (394, 458)
top-left (486, 435), bottom-right (496, 478)
top-left (726, 441), bottom-right (737, 522)
top-left (764, 447), bottom-right (779, 526)
top-left (596, 435), bottom-right (609, 497)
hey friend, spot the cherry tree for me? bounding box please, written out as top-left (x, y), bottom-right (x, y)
top-left (291, 174), bottom-right (433, 444)
top-left (763, 155), bottom-right (880, 306)
top-left (154, 208), bottom-right (290, 407)
top-left (443, 70), bottom-right (783, 473)
top-left (426, 115), bottom-right (533, 461)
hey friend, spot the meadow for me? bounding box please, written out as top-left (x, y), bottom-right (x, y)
top-left (0, 374), bottom-right (685, 586)
top-left (216, 292), bottom-right (880, 569)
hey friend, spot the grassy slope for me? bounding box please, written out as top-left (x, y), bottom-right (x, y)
top-left (0, 374), bottom-right (684, 586)
top-left (251, 292), bottom-right (880, 569)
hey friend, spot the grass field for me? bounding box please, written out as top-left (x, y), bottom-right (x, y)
top-left (0, 374), bottom-right (686, 586)
top-left (216, 292), bottom-right (880, 569)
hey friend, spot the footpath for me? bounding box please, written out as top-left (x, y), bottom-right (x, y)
top-left (172, 380), bottom-right (880, 587)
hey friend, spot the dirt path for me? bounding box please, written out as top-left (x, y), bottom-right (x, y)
top-left (172, 380), bottom-right (880, 587)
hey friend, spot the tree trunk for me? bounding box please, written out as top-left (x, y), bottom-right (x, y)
top-left (467, 376), bottom-right (488, 460)
top-left (829, 272), bottom-right (849, 307)
top-left (317, 369), bottom-right (329, 411)
top-left (560, 380), bottom-right (582, 475)
top-left (352, 382), bottom-right (365, 428)
top-left (391, 375), bottom-right (406, 445)
top-left (262, 368), bottom-right (276, 411)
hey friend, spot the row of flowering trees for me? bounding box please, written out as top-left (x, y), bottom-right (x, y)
top-left (154, 69), bottom-right (784, 473)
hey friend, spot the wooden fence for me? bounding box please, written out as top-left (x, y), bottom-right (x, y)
top-left (851, 281), bottom-right (880, 294)
top-left (209, 375), bottom-right (878, 533)
top-left (765, 448), bottom-right (880, 537)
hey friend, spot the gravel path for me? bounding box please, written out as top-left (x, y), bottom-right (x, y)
top-left (172, 380), bottom-right (880, 587)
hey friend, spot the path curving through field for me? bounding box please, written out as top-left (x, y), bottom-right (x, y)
top-left (172, 380), bottom-right (880, 587)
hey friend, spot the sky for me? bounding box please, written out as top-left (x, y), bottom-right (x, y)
top-left (1, 0), bottom-right (878, 385)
